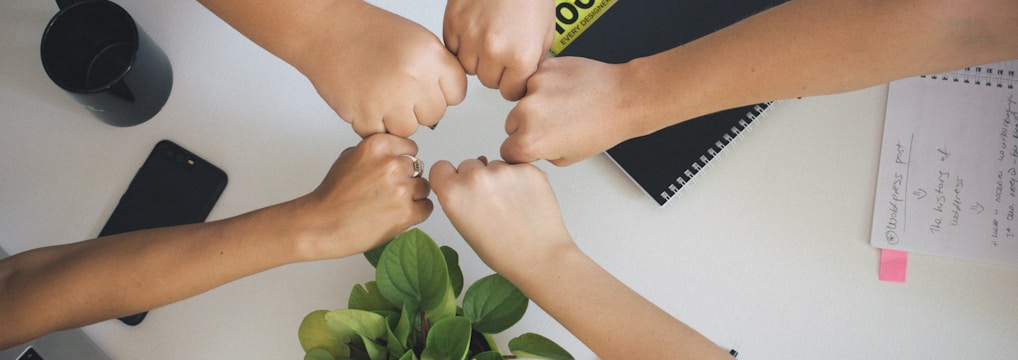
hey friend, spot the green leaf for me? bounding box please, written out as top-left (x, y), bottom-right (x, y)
top-left (385, 305), bottom-right (411, 356)
top-left (325, 309), bottom-right (388, 343)
top-left (421, 317), bottom-right (472, 360)
top-left (440, 246), bottom-right (464, 298)
top-left (394, 300), bottom-right (413, 347)
top-left (304, 348), bottom-right (336, 360)
top-left (349, 281), bottom-right (398, 312)
top-left (471, 351), bottom-right (504, 360)
top-left (462, 274), bottom-right (528, 334)
top-left (508, 333), bottom-right (574, 360)
top-left (376, 228), bottom-right (457, 323)
top-left (364, 242), bottom-right (389, 268)
top-left (360, 335), bottom-right (387, 360)
top-left (398, 350), bottom-right (418, 360)
top-left (299, 310), bottom-right (351, 358)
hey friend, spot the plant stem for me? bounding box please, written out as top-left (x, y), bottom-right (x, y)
top-left (349, 344), bottom-right (368, 358)
top-left (419, 308), bottom-right (429, 341)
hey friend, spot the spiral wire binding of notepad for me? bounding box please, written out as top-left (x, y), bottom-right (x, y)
top-left (659, 102), bottom-right (776, 204)
top-left (920, 60), bottom-right (1017, 89)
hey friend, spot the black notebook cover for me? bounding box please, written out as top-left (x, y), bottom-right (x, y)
top-left (559, 0), bottom-right (787, 206)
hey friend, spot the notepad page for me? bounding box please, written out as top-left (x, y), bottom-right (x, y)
top-left (870, 60), bottom-right (1018, 266)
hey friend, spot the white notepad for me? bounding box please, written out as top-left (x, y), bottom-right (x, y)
top-left (870, 60), bottom-right (1018, 266)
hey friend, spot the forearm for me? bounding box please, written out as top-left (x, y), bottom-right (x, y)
top-left (508, 243), bottom-right (731, 359)
top-left (196, 0), bottom-right (364, 73)
top-left (0, 135), bottom-right (429, 349)
top-left (627, 0), bottom-right (1018, 136)
top-left (0, 201), bottom-right (308, 348)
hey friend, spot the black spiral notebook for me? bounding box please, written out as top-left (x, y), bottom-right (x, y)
top-left (557, 0), bottom-right (787, 206)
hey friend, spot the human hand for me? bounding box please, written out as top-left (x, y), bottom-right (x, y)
top-left (443, 0), bottom-right (555, 101)
top-left (300, 2), bottom-right (467, 137)
top-left (500, 57), bottom-right (646, 166)
top-left (294, 134), bottom-right (433, 260)
top-left (429, 157), bottom-right (574, 276)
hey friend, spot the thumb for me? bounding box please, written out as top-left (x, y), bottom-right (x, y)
top-left (439, 53), bottom-right (468, 106)
top-left (500, 133), bottom-right (541, 164)
top-left (428, 160), bottom-right (458, 194)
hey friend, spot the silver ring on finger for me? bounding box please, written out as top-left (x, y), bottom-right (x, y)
top-left (402, 154), bottom-right (423, 178)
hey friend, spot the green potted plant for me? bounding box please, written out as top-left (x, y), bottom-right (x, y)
top-left (298, 228), bottom-right (574, 360)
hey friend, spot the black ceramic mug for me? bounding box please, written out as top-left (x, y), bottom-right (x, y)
top-left (41, 0), bottom-right (172, 127)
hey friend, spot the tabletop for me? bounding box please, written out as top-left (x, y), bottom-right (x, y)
top-left (2, 0), bottom-right (1017, 359)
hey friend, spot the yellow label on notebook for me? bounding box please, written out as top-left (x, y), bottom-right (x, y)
top-left (551, 0), bottom-right (616, 55)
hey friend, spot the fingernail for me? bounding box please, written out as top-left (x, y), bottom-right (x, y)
top-left (427, 123), bottom-right (439, 130)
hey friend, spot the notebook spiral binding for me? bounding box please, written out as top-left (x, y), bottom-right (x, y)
top-left (921, 61), bottom-right (1017, 90)
top-left (661, 102), bottom-right (775, 203)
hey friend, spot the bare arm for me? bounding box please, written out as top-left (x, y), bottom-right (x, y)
top-left (0, 205), bottom-right (303, 347)
top-left (513, 240), bottom-right (730, 359)
top-left (0, 134), bottom-right (432, 349)
top-left (197, 0), bottom-right (467, 137)
top-left (429, 159), bottom-right (730, 359)
top-left (630, 0), bottom-right (1018, 135)
top-left (501, 0), bottom-right (1018, 165)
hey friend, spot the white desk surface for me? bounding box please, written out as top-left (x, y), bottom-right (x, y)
top-left (3, 1), bottom-right (1017, 359)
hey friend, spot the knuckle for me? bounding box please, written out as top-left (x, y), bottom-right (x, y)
top-left (500, 84), bottom-right (524, 101)
top-left (362, 133), bottom-right (389, 152)
top-left (382, 157), bottom-right (404, 176)
top-left (416, 102), bottom-right (444, 125)
top-left (391, 182), bottom-right (411, 199)
top-left (516, 133), bottom-right (543, 158)
top-left (481, 35), bottom-right (509, 57)
top-left (389, 122), bottom-right (416, 138)
top-left (508, 50), bottom-right (538, 71)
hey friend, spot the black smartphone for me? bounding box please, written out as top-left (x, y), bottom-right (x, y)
top-left (97, 140), bottom-right (228, 326)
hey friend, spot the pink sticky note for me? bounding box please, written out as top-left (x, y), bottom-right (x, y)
top-left (879, 249), bottom-right (908, 282)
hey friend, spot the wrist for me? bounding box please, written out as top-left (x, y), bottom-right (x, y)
top-left (498, 238), bottom-right (585, 290)
top-left (252, 198), bottom-right (331, 263)
top-left (286, 0), bottom-right (370, 79)
top-left (621, 50), bottom-right (721, 137)
top-left (615, 58), bottom-right (660, 138)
